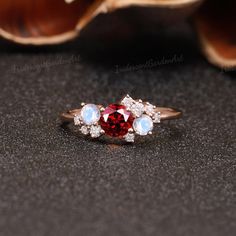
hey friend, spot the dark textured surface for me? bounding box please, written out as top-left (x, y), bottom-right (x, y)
top-left (0, 23), bottom-right (236, 236)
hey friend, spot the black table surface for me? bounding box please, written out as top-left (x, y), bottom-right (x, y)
top-left (0, 22), bottom-right (235, 236)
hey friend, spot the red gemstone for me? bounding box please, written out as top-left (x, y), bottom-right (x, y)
top-left (99, 104), bottom-right (134, 137)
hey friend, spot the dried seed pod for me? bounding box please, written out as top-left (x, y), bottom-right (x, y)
top-left (195, 0), bottom-right (236, 69)
top-left (0, 0), bottom-right (202, 45)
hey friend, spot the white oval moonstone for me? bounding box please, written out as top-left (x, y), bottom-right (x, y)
top-left (81, 104), bottom-right (100, 125)
top-left (133, 115), bottom-right (153, 135)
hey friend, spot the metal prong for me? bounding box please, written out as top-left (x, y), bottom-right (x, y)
top-left (81, 102), bottom-right (86, 107)
top-left (128, 128), bottom-right (134, 133)
top-left (148, 131), bottom-right (152, 135)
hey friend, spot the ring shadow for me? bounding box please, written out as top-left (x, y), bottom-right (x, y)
top-left (60, 121), bottom-right (184, 147)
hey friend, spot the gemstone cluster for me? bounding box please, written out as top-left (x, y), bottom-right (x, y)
top-left (73, 95), bottom-right (161, 142)
top-left (74, 104), bottom-right (104, 138)
top-left (80, 104), bottom-right (100, 125)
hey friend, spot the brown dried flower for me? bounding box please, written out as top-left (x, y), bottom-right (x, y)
top-left (0, 0), bottom-right (235, 69)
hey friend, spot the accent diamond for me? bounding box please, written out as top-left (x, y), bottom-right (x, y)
top-left (80, 126), bottom-right (89, 135)
top-left (153, 112), bottom-right (161, 123)
top-left (145, 103), bottom-right (155, 116)
top-left (74, 115), bottom-right (81, 125)
top-left (130, 102), bottom-right (144, 117)
top-left (121, 95), bottom-right (135, 110)
top-left (90, 125), bottom-right (102, 138)
top-left (124, 133), bottom-right (135, 142)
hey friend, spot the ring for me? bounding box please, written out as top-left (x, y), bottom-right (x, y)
top-left (60, 94), bottom-right (182, 143)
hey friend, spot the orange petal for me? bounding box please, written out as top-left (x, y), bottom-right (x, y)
top-left (0, 0), bottom-right (103, 45)
top-left (0, 0), bottom-right (202, 45)
top-left (195, 0), bottom-right (236, 68)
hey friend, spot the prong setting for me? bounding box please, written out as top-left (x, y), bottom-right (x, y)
top-left (128, 128), bottom-right (134, 133)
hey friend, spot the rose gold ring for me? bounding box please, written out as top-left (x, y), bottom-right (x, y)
top-left (60, 94), bottom-right (182, 143)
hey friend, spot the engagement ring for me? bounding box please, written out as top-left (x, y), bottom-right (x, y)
top-left (60, 95), bottom-right (182, 143)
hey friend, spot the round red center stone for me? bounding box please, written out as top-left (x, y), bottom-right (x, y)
top-left (99, 104), bottom-right (134, 137)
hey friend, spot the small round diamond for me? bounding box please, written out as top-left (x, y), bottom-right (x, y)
top-left (124, 133), bottom-right (135, 142)
top-left (153, 112), bottom-right (161, 123)
top-left (130, 102), bottom-right (144, 117)
top-left (121, 95), bottom-right (135, 110)
top-left (80, 104), bottom-right (100, 125)
top-left (133, 115), bottom-right (153, 135)
top-left (80, 126), bottom-right (89, 135)
top-left (145, 103), bottom-right (155, 116)
top-left (90, 125), bottom-right (102, 138)
top-left (74, 115), bottom-right (81, 125)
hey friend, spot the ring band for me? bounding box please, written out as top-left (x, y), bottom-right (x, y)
top-left (60, 95), bottom-right (182, 142)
